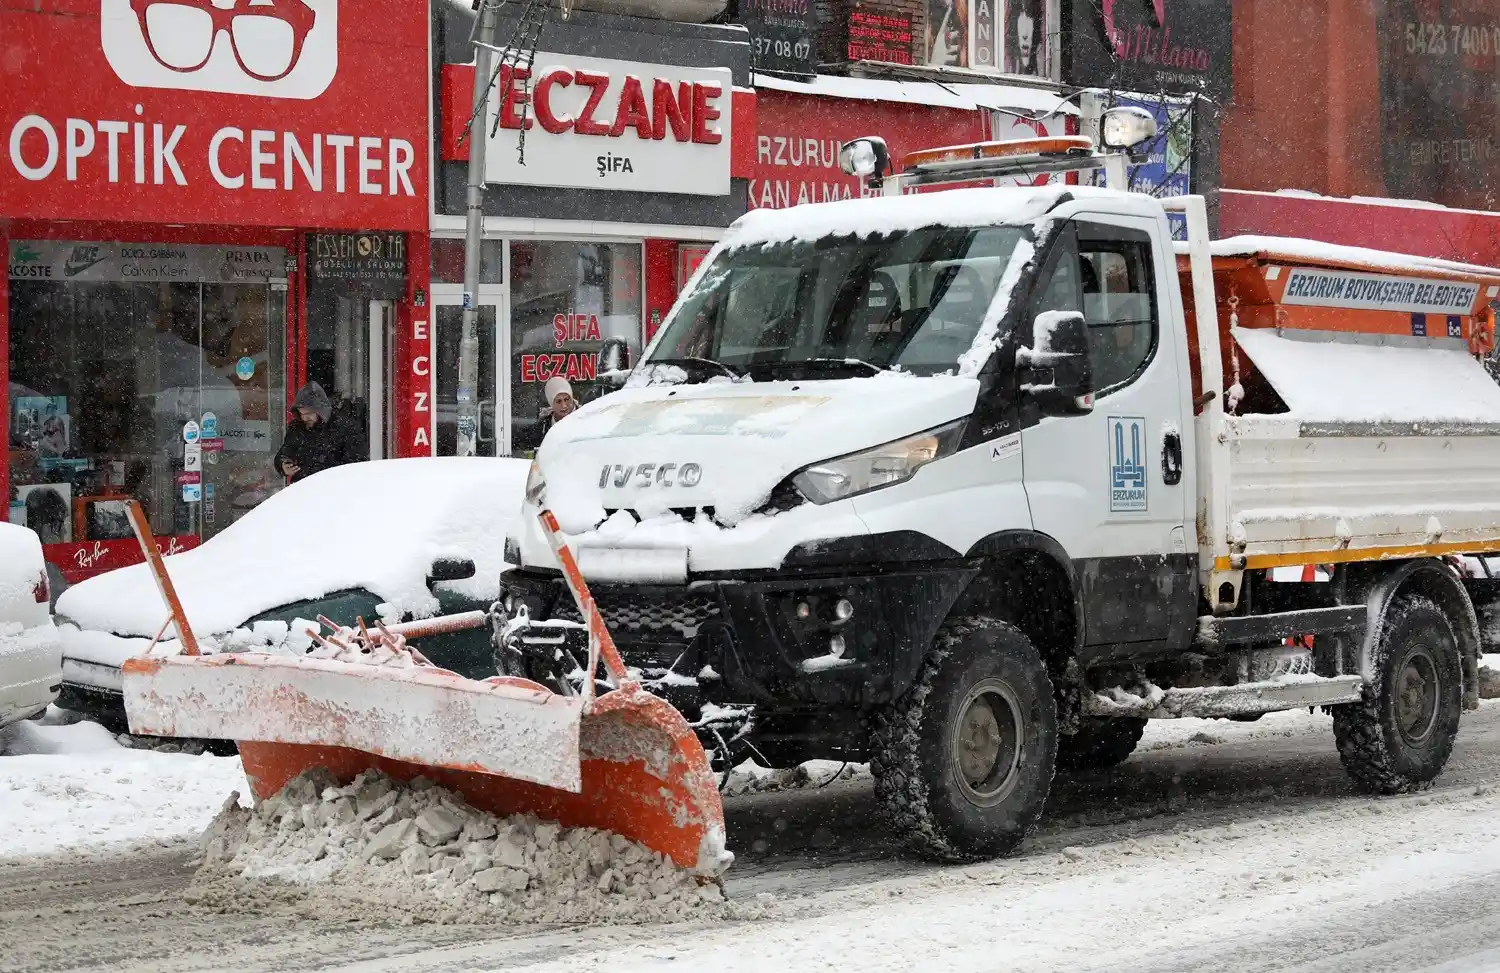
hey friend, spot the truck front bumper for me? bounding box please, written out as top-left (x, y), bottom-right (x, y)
top-left (498, 560), bottom-right (977, 714)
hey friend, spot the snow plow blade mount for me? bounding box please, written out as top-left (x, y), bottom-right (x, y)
top-left (116, 500), bottom-right (730, 878)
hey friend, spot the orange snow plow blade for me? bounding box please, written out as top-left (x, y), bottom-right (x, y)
top-left (117, 500), bottom-right (731, 877)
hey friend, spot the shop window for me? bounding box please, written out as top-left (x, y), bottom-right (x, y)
top-left (430, 239), bottom-right (504, 284)
top-left (7, 243), bottom-right (287, 546)
top-left (508, 241), bottom-right (642, 456)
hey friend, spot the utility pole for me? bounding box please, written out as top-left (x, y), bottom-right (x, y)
top-left (457, 0), bottom-right (501, 458)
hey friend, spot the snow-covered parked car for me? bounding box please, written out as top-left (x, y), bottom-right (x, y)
top-left (54, 457), bottom-right (528, 732)
top-left (0, 522), bottom-right (62, 727)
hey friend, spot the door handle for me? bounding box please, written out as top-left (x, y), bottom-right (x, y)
top-left (1161, 428), bottom-right (1183, 486)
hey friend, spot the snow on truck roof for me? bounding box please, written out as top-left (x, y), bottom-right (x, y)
top-left (1180, 235), bottom-right (1500, 283)
top-left (722, 185), bottom-right (1167, 248)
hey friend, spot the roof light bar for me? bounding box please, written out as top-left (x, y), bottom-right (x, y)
top-left (901, 135), bottom-right (1097, 172)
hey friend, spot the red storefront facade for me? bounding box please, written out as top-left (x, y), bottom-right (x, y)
top-left (2, 0), bottom-right (431, 583)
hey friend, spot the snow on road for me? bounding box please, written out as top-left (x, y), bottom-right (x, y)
top-left (517, 782), bottom-right (1500, 973)
top-left (0, 708), bottom-right (1340, 865)
top-left (11, 703), bottom-right (1500, 971)
top-left (0, 714), bottom-right (248, 860)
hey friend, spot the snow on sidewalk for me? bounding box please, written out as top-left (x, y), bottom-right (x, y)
top-left (0, 715), bottom-right (248, 860)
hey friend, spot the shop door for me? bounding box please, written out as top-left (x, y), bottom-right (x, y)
top-left (309, 295), bottom-right (393, 463)
top-left (430, 287), bottom-right (505, 456)
top-left (507, 240), bottom-right (643, 457)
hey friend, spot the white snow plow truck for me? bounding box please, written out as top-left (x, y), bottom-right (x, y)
top-left (498, 107), bottom-right (1500, 863)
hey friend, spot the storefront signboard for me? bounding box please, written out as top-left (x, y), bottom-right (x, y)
top-left (752, 91), bottom-right (1059, 210)
top-left (7, 241), bottom-right (287, 284)
top-left (453, 52), bottom-right (733, 196)
top-left (848, 10), bottom-right (915, 65)
top-left (923, 0), bottom-right (1049, 76)
top-left (307, 232), bottom-right (408, 297)
top-left (1063, 0), bottom-right (1232, 99)
top-left (737, 0), bottom-right (817, 76)
top-left (0, 0), bottom-right (429, 230)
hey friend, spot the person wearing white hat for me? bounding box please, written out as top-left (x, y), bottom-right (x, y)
top-left (541, 376), bottom-right (576, 437)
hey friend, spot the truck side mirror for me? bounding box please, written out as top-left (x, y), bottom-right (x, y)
top-left (427, 557), bottom-right (475, 588)
top-left (599, 337), bottom-right (632, 378)
top-left (1020, 311), bottom-right (1094, 416)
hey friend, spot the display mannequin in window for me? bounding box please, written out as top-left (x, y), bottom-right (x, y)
top-left (273, 382), bottom-right (361, 484)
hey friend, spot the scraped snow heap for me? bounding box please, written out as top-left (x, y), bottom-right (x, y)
top-left (190, 769), bottom-right (732, 925)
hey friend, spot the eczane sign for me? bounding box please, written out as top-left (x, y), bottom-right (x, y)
top-left (482, 53), bottom-right (733, 196)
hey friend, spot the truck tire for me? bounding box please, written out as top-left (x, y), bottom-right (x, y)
top-left (1333, 595), bottom-right (1463, 795)
top-left (1056, 718), bottom-right (1146, 770)
top-left (870, 617), bottom-right (1058, 863)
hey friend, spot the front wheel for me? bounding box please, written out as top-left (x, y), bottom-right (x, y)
top-left (871, 617), bottom-right (1058, 863)
top-left (1333, 595), bottom-right (1463, 794)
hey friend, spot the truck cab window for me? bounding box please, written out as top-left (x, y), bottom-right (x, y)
top-left (1035, 223), bottom-right (1158, 395)
top-left (1078, 230), bottom-right (1158, 391)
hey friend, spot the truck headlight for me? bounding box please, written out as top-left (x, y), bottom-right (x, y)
top-left (524, 461), bottom-right (546, 507)
top-left (791, 420), bottom-right (966, 505)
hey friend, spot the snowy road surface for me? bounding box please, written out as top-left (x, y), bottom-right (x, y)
top-left (8, 706), bottom-right (1500, 971)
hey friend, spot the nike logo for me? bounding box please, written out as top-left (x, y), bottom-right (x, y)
top-left (63, 251), bottom-right (108, 277)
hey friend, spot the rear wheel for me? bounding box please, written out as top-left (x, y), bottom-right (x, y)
top-left (871, 617), bottom-right (1057, 863)
top-left (1334, 596), bottom-right (1463, 794)
top-left (1056, 717), bottom-right (1146, 770)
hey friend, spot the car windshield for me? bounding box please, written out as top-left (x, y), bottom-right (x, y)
top-left (644, 226), bottom-right (1027, 380)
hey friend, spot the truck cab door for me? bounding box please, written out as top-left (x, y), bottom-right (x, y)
top-left (1019, 215), bottom-right (1195, 655)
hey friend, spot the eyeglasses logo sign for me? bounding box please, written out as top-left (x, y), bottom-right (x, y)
top-left (100, 0), bottom-right (338, 100)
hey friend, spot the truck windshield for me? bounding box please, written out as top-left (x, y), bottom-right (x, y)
top-left (645, 226), bottom-right (1027, 380)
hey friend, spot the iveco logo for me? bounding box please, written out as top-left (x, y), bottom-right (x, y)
top-left (599, 463), bottom-right (703, 488)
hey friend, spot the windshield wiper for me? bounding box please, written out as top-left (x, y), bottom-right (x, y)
top-left (764, 357), bottom-right (885, 377)
top-left (646, 357), bottom-right (742, 381)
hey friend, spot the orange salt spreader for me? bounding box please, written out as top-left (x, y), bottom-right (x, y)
top-left (117, 499), bottom-right (731, 878)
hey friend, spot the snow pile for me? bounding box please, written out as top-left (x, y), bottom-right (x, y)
top-left (0, 713), bottom-right (249, 859)
top-left (56, 457), bottom-right (528, 640)
top-left (721, 185), bottom-right (1161, 250)
top-left (0, 521), bottom-right (46, 596)
top-left (1232, 327), bottom-right (1500, 424)
top-left (1192, 234), bottom-right (1500, 278)
top-left (190, 769), bottom-right (742, 925)
top-left (59, 616), bottom-right (333, 675)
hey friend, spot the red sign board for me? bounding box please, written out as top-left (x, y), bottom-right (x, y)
top-left (678, 245), bottom-right (712, 289)
top-left (749, 90), bottom-right (987, 210)
top-left (1, 0), bottom-right (429, 231)
top-left (848, 11), bottom-right (914, 65)
top-left (48, 535), bottom-right (200, 584)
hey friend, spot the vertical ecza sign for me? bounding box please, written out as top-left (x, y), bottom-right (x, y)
top-left (411, 316), bottom-right (431, 451)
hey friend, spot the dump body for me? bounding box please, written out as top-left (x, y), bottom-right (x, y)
top-left (1174, 239), bottom-right (1500, 577)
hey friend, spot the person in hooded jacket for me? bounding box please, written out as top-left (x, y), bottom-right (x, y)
top-left (273, 382), bottom-right (363, 484)
top-left (540, 376), bottom-right (578, 436)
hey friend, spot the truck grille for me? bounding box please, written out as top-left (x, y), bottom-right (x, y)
top-left (553, 590), bottom-right (722, 642)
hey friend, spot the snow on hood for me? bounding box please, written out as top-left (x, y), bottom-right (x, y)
top-left (56, 458), bottom-right (529, 639)
top-left (539, 375), bottom-right (979, 532)
top-left (1232, 328), bottom-right (1500, 424)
